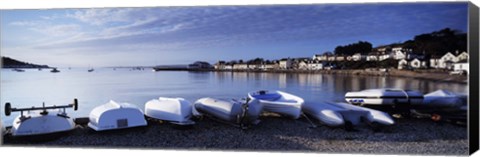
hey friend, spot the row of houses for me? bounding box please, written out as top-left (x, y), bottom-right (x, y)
top-left (214, 48), bottom-right (469, 72)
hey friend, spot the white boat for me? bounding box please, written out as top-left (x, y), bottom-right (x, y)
top-left (88, 100), bottom-right (147, 131)
top-left (303, 101), bottom-right (394, 127)
top-left (193, 97), bottom-right (263, 126)
top-left (345, 88), bottom-right (424, 106)
top-left (302, 101), bottom-right (345, 127)
top-left (422, 89), bottom-right (467, 107)
top-left (248, 90), bottom-right (304, 119)
top-left (3, 99), bottom-right (78, 137)
top-left (145, 97), bottom-right (195, 125)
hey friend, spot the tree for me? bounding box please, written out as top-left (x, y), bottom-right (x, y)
top-left (334, 41), bottom-right (372, 56)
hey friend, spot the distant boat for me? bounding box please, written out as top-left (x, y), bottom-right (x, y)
top-left (88, 68), bottom-right (94, 72)
top-left (50, 68), bottom-right (60, 73)
top-left (12, 68), bottom-right (25, 72)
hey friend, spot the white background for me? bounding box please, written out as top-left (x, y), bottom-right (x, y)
top-left (0, 0), bottom-right (479, 157)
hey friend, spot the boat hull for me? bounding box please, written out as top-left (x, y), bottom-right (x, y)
top-left (11, 111), bottom-right (75, 136)
top-left (248, 90), bottom-right (304, 119)
top-left (345, 89), bottom-right (424, 106)
top-left (193, 97), bottom-right (263, 124)
top-left (145, 97), bottom-right (195, 125)
top-left (88, 100), bottom-right (147, 131)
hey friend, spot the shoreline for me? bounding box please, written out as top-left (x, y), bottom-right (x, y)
top-left (2, 114), bottom-right (468, 155)
top-left (155, 68), bottom-right (468, 84)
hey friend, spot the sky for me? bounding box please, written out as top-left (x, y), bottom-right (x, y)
top-left (0, 2), bottom-right (469, 67)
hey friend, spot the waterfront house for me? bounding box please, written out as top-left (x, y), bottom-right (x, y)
top-left (233, 63), bottom-right (249, 70)
top-left (248, 64), bottom-right (261, 70)
top-left (214, 61), bottom-right (226, 70)
top-left (366, 52), bottom-right (379, 61)
top-left (393, 51), bottom-right (406, 60)
top-left (294, 59), bottom-right (310, 70)
top-left (429, 55), bottom-right (442, 69)
top-left (409, 58), bottom-right (427, 69)
top-left (438, 52), bottom-right (457, 69)
top-left (335, 56), bottom-right (345, 61)
top-left (313, 54), bottom-right (328, 61)
top-left (379, 53), bottom-right (392, 61)
top-left (306, 60), bottom-right (323, 70)
top-left (279, 58), bottom-right (293, 69)
top-left (260, 63), bottom-right (278, 70)
top-left (224, 64), bottom-right (233, 70)
top-left (398, 59), bottom-right (409, 69)
top-left (456, 51), bottom-right (469, 61)
top-left (351, 53), bottom-right (364, 61)
top-left (453, 61), bottom-right (469, 74)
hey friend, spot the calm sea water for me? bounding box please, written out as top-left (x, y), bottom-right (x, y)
top-left (0, 68), bottom-right (468, 125)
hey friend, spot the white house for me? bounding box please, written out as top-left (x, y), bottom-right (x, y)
top-left (224, 64), bottom-right (233, 70)
top-left (351, 53), bottom-right (364, 61)
top-left (260, 63), bottom-right (277, 70)
top-left (313, 54), bottom-right (328, 61)
top-left (438, 52), bottom-right (458, 69)
top-left (429, 56), bottom-right (442, 69)
top-left (307, 60), bottom-right (323, 70)
top-left (393, 51), bottom-right (406, 60)
top-left (366, 53), bottom-right (379, 61)
top-left (214, 61), bottom-right (226, 70)
top-left (456, 52), bottom-right (469, 61)
top-left (410, 58), bottom-right (427, 69)
top-left (379, 53), bottom-right (392, 61)
top-left (233, 63), bottom-right (249, 70)
top-left (279, 58), bottom-right (293, 69)
top-left (453, 61), bottom-right (469, 74)
top-left (296, 60), bottom-right (309, 70)
top-left (398, 59), bottom-right (409, 69)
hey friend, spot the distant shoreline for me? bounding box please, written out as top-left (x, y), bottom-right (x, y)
top-left (154, 68), bottom-right (468, 84)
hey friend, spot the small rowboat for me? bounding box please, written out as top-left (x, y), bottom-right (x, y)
top-left (345, 88), bottom-right (424, 106)
top-left (145, 97), bottom-right (195, 126)
top-left (248, 90), bottom-right (304, 119)
top-left (193, 97), bottom-right (263, 128)
top-left (3, 99), bottom-right (78, 137)
top-left (88, 100), bottom-right (147, 131)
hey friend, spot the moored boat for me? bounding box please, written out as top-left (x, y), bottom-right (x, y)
top-left (145, 97), bottom-right (195, 125)
top-left (50, 68), bottom-right (60, 73)
top-left (88, 100), bottom-right (147, 131)
top-left (3, 99), bottom-right (78, 137)
top-left (345, 88), bottom-right (424, 106)
top-left (248, 90), bottom-right (304, 119)
top-left (193, 97), bottom-right (263, 128)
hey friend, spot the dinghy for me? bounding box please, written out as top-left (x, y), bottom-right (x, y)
top-left (248, 90), bottom-right (304, 119)
top-left (303, 101), bottom-right (394, 128)
top-left (3, 99), bottom-right (78, 137)
top-left (193, 97), bottom-right (263, 128)
top-left (302, 101), bottom-right (345, 127)
top-left (345, 88), bottom-right (424, 106)
top-left (88, 100), bottom-right (147, 131)
top-left (145, 97), bottom-right (195, 125)
top-left (422, 89), bottom-right (467, 107)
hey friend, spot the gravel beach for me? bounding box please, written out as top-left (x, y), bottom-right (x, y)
top-left (2, 113), bottom-right (468, 156)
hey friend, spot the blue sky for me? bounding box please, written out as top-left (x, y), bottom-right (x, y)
top-left (1, 2), bottom-right (468, 67)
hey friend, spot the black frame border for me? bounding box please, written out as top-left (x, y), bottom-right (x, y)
top-left (468, 2), bottom-right (479, 155)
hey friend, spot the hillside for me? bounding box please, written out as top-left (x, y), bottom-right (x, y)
top-left (1, 56), bottom-right (50, 68)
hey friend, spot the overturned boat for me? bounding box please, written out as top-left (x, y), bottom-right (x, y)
top-left (248, 90), bottom-right (304, 119)
top-left (88, 100), bottom-right (147, 131)
top-left (193, 97), bottom-right (263, 128)
top-left (422, 89), bottom-right (467, 108)
top-left (303, 101), bottom-right (394, 128)
top-left (345, 88), bottom-right (424, 113)
top-left (145, 97), bottom-right (195, 126)
top-left (3, 99), bottom-right (78, 137)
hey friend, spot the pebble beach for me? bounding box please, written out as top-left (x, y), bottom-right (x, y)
top-left (2, 113), bottom-right (468, 156)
